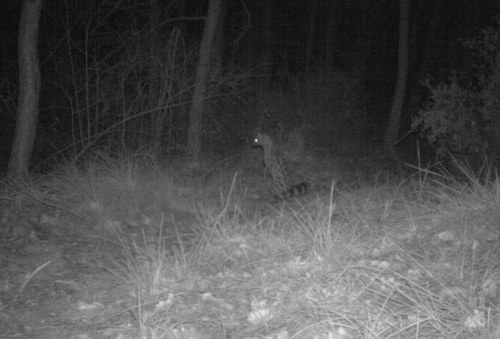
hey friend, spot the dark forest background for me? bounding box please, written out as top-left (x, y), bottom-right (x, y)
top-left (1, 0), bottom-right (499, 173)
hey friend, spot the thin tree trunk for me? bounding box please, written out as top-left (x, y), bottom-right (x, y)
top-left (175, 0), bottom-right (187, 34)
top-left (325, 0), bottom-right (340, 70)
top-left (490, 43), bottom-right (500, 160)
top-left (187, 0), bottom-right (221, 163)
top-left (149, 0), bottom-right (163, 158)
top-left (384, 0), bottom-right (410, 153)
top-left (262, 0), bottom-right (272, 89)
top-left (407, 0), bottom-right (444, 113)
top-left (211, 0), bottom-right (226, 74)
top-left (305, 0), bottom-right (318, 73)
top-left (353, 2), bottom-right (371, 86)
top-left (8, 0), bottom-right (43, 177)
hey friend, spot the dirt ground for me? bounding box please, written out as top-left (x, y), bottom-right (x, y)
top-left (0, 203), bottom-right (197, 339)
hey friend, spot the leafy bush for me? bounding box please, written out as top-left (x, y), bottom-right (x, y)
top-left (411, 77), bottom-right (489, 158)
top-left (412, 24), bottom-right (500, 159)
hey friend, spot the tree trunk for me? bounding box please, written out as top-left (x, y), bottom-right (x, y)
top-left (8, 0), bottom-right (43, 177)
top-left (325, 0), bottom-right (340, 70)
top-left (262, 0), bottom-right (273, 89)
top-left (490, 42), bottom-right (500, 161)
top-left (174, 0), bottom-right (187, 34)
top-left (407, 0), bottom-right (444, 113)
top-left (187, 0), bottom-right (221, 164)
top-left (305, 0), bottom-right (318, 73)
top-left (211, 0), bottom-right (226, 74)
top-left (148, 0), bottom-right (163, 158)
top-left (384, 0), bottom-right (410, 153)
top-left (353, 2), bottom-right (373, 86)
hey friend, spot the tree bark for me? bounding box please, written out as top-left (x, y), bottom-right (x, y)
top-left (353, 2), bottom-right (373, 87)
top-left (148, 0), bottom-right (163, 158)
top-left (8, 0), bottom-right (43, 177)
top-left (407, 0), bottom-right (444, 113)
top-left (305, 0), bottom-right (318, 73)
top-left (187, 0), bottom-right (221, 163)
top-left (490, 41), bottom-right (500, 160)
top-left (325, 0), bottom-right (340, 70)
top-left (262, 0), bottom-right (272, 89)
top-left (384, 0), bottom-right (410, 153)
top-left (211, 0), bottom-right (226, 74)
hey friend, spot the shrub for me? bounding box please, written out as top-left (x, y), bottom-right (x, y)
top-left (411, 76), bottom-right (489, 158)
top-left (412, 23), bottom-right (500, 160)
